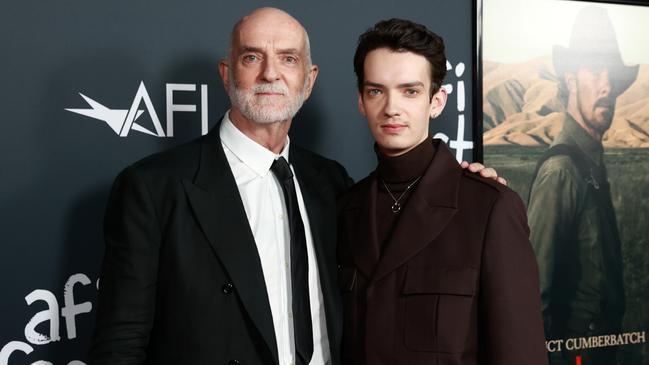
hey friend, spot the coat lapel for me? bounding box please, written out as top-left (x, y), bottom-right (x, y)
top-left (182, 126), bottom-right (279, 365)
top-left (371, 141), bottom-right (461, 284)
top-left (343, 175), bottom-right (381, 280)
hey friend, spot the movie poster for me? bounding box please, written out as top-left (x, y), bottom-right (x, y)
top-left (480, 0), bottom-right (649, 364)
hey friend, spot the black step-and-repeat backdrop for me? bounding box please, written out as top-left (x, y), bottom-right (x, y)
top-left (1, 1), bottom-right (475, 363)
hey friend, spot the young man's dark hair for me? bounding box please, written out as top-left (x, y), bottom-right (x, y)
top-left (353, 18), bottom-right (447, 98)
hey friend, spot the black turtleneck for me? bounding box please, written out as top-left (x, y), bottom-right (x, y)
top-left (375, 138), bottom-right (435, 253)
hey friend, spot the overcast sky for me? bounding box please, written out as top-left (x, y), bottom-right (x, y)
top-left (483, 0), bottom-right (649, 64)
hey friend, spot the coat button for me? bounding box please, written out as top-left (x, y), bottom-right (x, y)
top-left (222, 283), bottom-right (234, 294)
top-left (228, 360), bottom-right (240, 365)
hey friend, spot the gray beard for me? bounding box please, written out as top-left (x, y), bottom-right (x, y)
top-left (228, 69), bottom-right (308, 124)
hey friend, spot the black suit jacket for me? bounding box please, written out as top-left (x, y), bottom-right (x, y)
top-left (337, 141), bottom-right (547, 365)
top-left (89, 122), bottom-right (352, 365)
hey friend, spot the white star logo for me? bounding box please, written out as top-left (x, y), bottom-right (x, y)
top-left (65, 82), bottom-right (165, 137)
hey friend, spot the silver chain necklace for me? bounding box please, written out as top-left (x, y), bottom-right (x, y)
top-left (381, 176), bottom-right (422, 214)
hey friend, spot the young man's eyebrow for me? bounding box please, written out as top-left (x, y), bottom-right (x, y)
top-left (397, 81), bottom-right (425, 88)
top-left (363, 81), bottom-right (385, 88)
top-left (362, 81), bottom-right (425, 88)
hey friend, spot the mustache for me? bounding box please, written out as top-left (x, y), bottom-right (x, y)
top-left (252, 82), bottom-right (288, 95)
top-left (595, 98), bottom-right (613, 108)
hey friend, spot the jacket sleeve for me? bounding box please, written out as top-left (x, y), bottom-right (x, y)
top-left (479, 189), bottom-right (548, 365)
top-left (526, 157), bottom-right (580, 334)
top-left (88, 167), bottom-right (161, 365)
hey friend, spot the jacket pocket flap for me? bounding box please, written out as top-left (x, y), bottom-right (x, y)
top-left (403, 266), bottom-right (477, 296)
top-left (338, 267), bottom-right (357, 292)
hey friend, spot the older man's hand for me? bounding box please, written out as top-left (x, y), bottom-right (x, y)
top-left (460, 161), bottom-right (507, 186)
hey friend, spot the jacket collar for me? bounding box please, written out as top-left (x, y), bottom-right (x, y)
top-left (553, 112), bottom-right (604, 167)
top-left (344, 139), bottom-right (461, 282)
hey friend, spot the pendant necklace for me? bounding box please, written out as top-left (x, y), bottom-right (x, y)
top-left (381, 176), bottom-right (422, 214)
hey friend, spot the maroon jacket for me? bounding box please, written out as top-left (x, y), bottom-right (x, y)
top-left (337, 141), bottom-right (548, 365)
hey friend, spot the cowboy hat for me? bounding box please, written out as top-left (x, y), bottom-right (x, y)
top-left (553, 6), bottom-right (638, 94)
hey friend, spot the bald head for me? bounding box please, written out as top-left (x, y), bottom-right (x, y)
top-left (229, 7), bottom-right (311, 67)
top-left (233, 7), bottom-right (303, 35)
top-left (218, 7), bottom-right (319, 129)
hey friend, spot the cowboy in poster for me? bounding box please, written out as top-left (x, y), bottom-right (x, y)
top-left (526, 6), bottom-right (637, 365)
top-left (482, 1), bottom-right (649, 363)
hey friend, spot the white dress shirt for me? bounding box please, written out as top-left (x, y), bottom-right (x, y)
top-left (220, 112), bottom-right (330, 365)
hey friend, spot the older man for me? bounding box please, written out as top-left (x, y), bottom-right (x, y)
top-left (527, 6), bottom-right (638, 365)
top-left (89, 7), bottom-right (499, 365)
top-left (90, 8), bottom-right (351, 365)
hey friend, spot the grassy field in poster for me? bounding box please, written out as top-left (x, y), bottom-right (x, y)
top-left (485, 145), bottom-right (649, 364)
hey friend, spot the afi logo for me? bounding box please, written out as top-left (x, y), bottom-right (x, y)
top-left (66, 82), bottom-right (208, 137)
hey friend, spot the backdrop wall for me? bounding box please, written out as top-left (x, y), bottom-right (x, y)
top-left (0, 1), bottom-right (475, 363)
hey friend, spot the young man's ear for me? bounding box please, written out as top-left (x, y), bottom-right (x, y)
top-left (358, 91), bottom-right (367, 117)
top-left (429, 86), bottom-right (448, 119)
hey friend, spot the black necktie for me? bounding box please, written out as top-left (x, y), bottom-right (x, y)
top-left (270, 157), bottom-right (313, 365)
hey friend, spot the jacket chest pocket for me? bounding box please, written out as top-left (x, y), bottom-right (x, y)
top-left (402, 266), bottom-right (478, 353)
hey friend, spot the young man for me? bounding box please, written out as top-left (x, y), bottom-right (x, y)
top-left (337, 19), bottom-right (548, 364)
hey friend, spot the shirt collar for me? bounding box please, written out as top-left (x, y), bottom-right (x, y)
top-left (220, 110), bottom-right (291, 176)
top-left (556, 113), bottom-right (604, 166)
